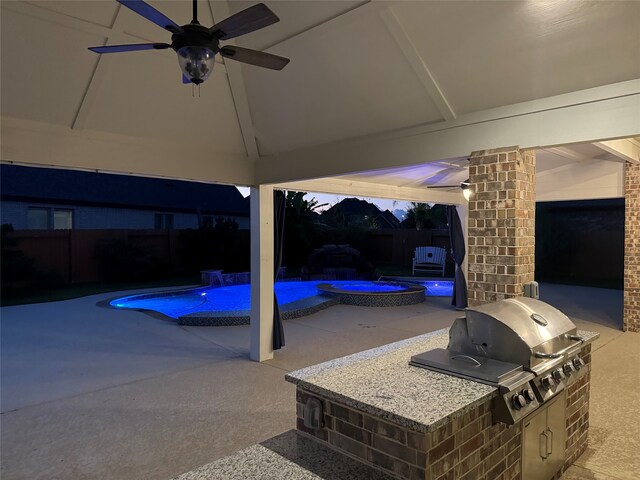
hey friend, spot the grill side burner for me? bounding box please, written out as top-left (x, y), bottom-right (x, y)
top-left (410, 297), bottom-right (587, 425)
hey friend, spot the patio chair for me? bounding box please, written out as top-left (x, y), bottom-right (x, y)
top-left (412, 246), bottom-right (446, 276)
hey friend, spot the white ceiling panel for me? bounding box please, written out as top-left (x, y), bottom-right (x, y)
top-left (392, 1), bottom-right (640, 114)
top-left (337, 142), bottom-right (626, 190)
top-left (85, 53), bottom-right (246, 154)
top-left (243, 8), bottom-right (444, 153)
top-left (28, 0), bottom-right (119, 29)
top-left (0, 7), bottom-right (104, 126)
top-left (224, 0), bottom-right (365, 50)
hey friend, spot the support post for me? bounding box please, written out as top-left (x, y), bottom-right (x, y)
top-left (467, 147), bottom-right (536, 306)
top-left (456, 202), bottom-right (469, 281)
top-left (624, 162), bottom-right (639, 332)
top-left (250, 185), bottom-right (275, 361)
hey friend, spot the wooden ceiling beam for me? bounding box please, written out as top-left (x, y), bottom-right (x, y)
top-left (379, 7), bottom-right (456, 121)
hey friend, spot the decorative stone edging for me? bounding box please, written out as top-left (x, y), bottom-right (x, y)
top-left (177, 296), bottom-right (340, 326)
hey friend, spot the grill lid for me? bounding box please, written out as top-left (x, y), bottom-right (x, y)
top-left (448, 297), bottom-right (579, 370)
top-left (465, 297), bottom-right (576, 349)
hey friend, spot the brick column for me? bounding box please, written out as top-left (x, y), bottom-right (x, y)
top-left (467, 147), bottom-right (536, 306)
top-left (624, 162), bottom-right (640, 332)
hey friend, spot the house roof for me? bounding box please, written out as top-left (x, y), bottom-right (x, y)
top-left (0, 165), bottom-right (249, 216)
top-left (322, 197), bottom-right (400, 228)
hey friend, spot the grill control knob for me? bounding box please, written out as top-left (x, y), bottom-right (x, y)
top-left (541, 375), bottom-right (555, 391)
top-left (572, 357), bottom-right (584, 370)
top-left (522, 388), bottom-right (536, 403)
top-left (512, 394), bottom-right (527, 410)
top-left (563, 363), bottom-right (574, 376)
top-left (552, 369), bottom-right (565, 383)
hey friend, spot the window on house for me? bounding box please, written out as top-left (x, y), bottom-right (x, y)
top-left (53, 210), bottom-right (73, 229)
top-left (27, 207), bottom-right (49, 229)
top-left (27, 207), bottom-right (73, 230)
top-left (155, 213), bottom-right (174, 230)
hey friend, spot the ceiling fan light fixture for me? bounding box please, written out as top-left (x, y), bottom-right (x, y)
top-left (177, 46), bottom-right (215, 85)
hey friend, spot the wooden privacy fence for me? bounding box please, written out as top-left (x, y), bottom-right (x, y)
top-left (7, 229), bottom-right (184, 284)
top-left (367, 228), bottom-right (451, 267)
top-left (6, 228), bottom-right (450, 285)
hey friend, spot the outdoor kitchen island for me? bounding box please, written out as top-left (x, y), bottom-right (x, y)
top-left (286, 326), bottom-right (599, 480)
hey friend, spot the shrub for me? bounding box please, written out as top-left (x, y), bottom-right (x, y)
top-left (1, 224), bottom-right (35, 285)
top-left (94, 238), bottom-right (166, 282)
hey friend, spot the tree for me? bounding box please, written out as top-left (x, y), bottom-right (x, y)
top-left (214, 216), bottom-right (239, 231)
top-left (283, 191), bottom-right (325, 266)
top-left (404, 203), bottom-right (448, 230)
top-left (405, 202), bottom-right (431, 230)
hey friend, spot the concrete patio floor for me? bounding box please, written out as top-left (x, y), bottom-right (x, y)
top-left (0, 283), bottom-right (635, 480)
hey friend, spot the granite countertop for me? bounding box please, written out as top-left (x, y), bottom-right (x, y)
top-left (286, 328), bottom-right (599, 434)
top-left (172, 430), bottom-right (394, 480)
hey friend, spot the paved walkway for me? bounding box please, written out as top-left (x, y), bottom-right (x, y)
top-left (0, 284), bottom-right (634, 479)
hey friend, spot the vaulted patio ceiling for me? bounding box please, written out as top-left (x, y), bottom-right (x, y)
top-left (1, 1), bottom-right (639, 190)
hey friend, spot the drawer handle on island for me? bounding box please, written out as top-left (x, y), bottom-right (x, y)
top-left (539, 431), bottom-right (549, 459)
top-left (546, 427), bottom-right (554, 455)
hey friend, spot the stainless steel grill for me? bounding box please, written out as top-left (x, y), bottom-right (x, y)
top-left (410, 297), bottom-right (587, 425)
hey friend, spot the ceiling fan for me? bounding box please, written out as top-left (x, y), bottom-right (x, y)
top-left (428, 179), bottom-right (472, 200)
top-left (88, 0), bottom-right (290, 85)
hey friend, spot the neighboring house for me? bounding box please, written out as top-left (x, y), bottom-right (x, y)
top-left (0, 165), bottom-right (249, 230)
top-left (320, 198), bottom-right (401, 229)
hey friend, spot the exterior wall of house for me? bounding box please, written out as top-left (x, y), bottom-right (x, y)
top-left (0, 201), bottom-right (249, 230)
top-left (624, 162), bottom-right (640, 332)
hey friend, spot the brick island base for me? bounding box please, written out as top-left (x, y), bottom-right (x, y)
top-left (296, 344), bottom-right (592, 480)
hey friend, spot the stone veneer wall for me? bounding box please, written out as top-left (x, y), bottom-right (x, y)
top-left (467, 147), bottom-right (536, 306)
top-left (296, 344), bottom-right (593, 480)
top-left (624, 162), bottom-right (640, 332)
top-left (296, 392), bottom-right (521, 480)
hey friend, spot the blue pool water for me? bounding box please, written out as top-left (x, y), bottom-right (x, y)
top-left (415, 281), bottom-right (454, 297)
top-left (329, 282), bottom-right (406, 292)
top-left (111, 280), bottom-right (453, 319)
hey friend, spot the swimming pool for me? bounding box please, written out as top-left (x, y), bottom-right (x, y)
top-left (110, 280), bottom-right (453, 322)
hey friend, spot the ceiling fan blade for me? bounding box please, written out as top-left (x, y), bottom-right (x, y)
top-left (210, 3), bottom-right (279, 40)
top-left (220, 46), bottom-right (289, 70)
top-left (89, 43), bottom-right (171, 54)
top-left (117, 0), bottom-right (183, 34)
top-left (428, 179), bottom-right (470, 189)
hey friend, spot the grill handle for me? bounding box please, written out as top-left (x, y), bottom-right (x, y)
top-left (534, 351), bottom-right (562, 359)
top-left (565, 334), bottom-right (585, 344)
top-left (534, 337), bottom-right (584, 359)
top-left (450, 355), bottom-right (482, 366)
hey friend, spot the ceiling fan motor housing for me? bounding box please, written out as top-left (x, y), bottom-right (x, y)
top-left (172, 25), bottom-right (220, 85)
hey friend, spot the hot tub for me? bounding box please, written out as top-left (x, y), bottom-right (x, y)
top-left (316, 281), bottom-right (426, 307)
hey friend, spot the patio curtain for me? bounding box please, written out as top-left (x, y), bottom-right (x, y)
top-left (446, 205), bottom-right (468, 309)
top-left (273, 190), bottom-right (286, 350)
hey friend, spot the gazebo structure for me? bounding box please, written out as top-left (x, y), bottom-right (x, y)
top-left (1, 1), bottom-right (639, 363)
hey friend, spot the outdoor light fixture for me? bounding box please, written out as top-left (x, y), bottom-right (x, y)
top-left (461, 179), bottom-right (472, 201)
